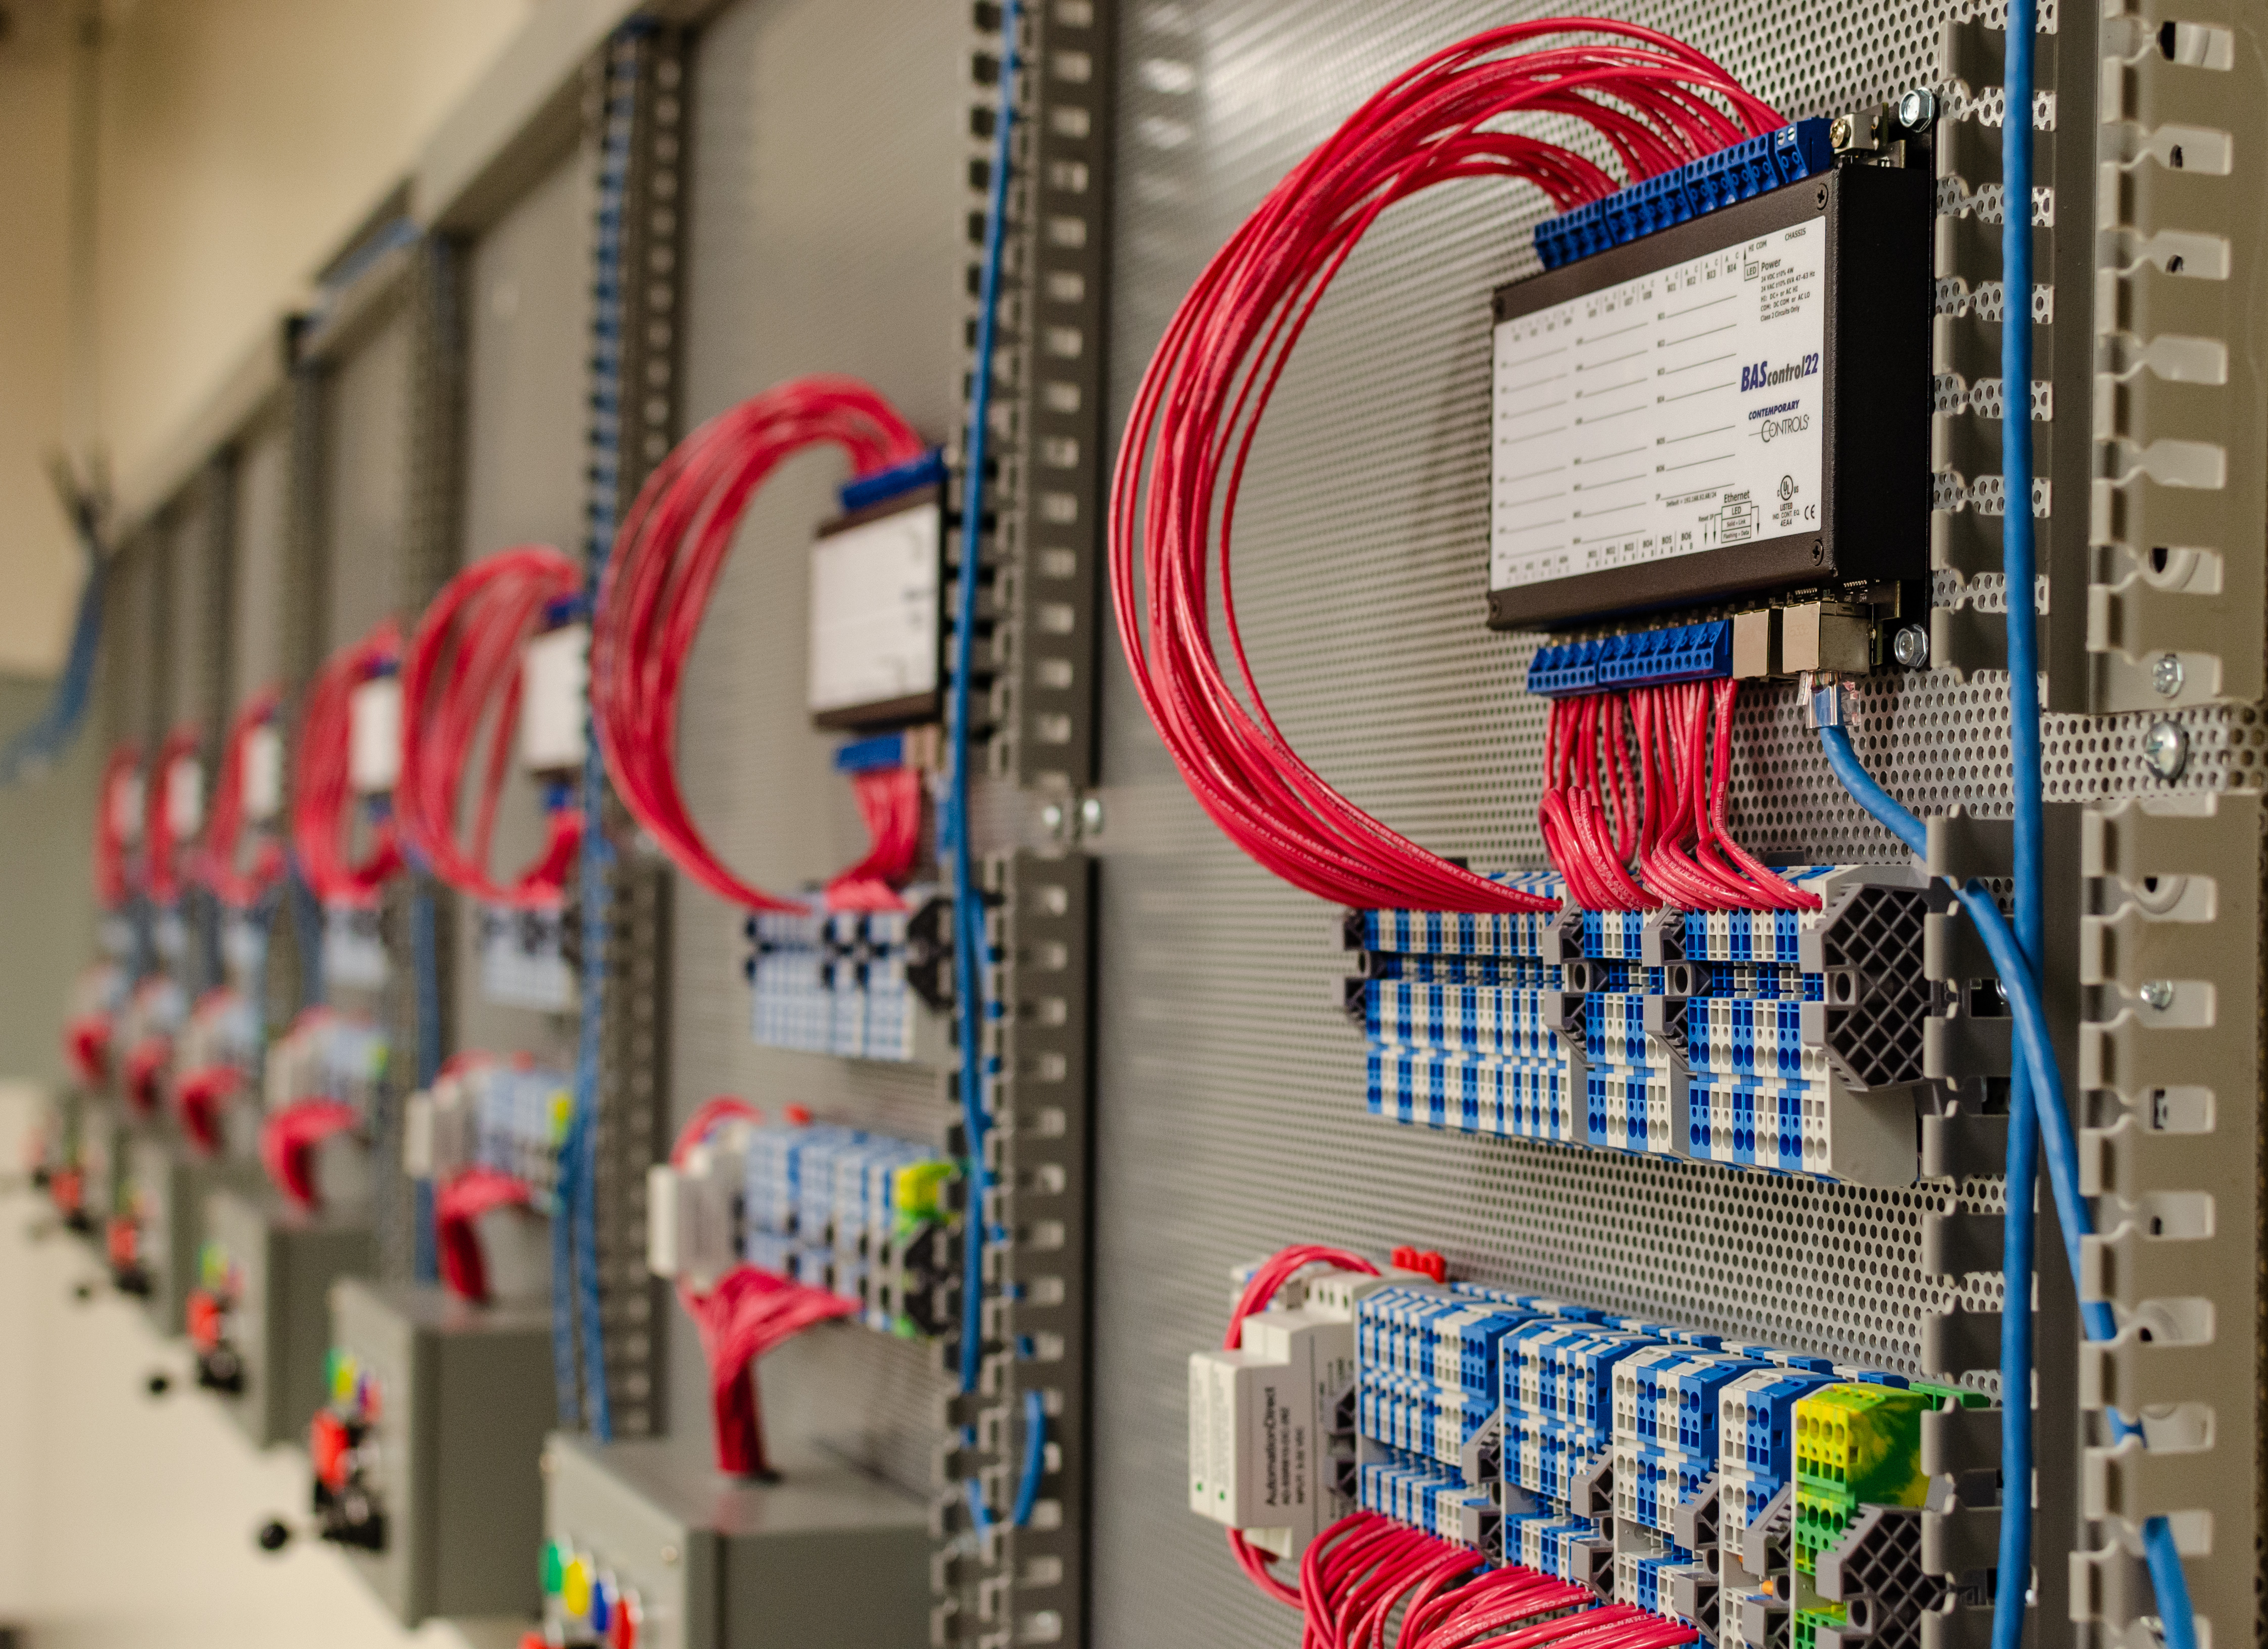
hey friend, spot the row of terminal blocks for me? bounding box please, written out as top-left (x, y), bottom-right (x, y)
top-left (1347, 867), bottom-right (1930, 1185)
top-left (403, 1057), bottom-right (575, 1207)
top-left (649, 1116), bottom-right (956, 1338)
top-left (1531, 119), bottom-right (1835, 270)
top-left (743, 889), bottom-right (950, 1064)
top-left (1192, 1263), bottom-right (1986, 1649)
top-left (1523, 600), bottom-right (1888, 699)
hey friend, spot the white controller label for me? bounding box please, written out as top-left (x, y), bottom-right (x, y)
top-left (1490, 219), bottom-right (1828, 593)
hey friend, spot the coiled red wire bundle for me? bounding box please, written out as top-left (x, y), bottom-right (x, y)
top-left (291, 620), bottom-right (404, 906)
top-left (197, 689), bottom-right (287, 908)
top-left (669, 1098), bottom-right (858, 1476)
top-left (94, 744), bottom-right (140, 909)
top-left (1541, 679), bottom-right (1816, 911)
top-left (592, 374), bottom-right (929, 912)
top-left (1110, 21), bottom-right (1784, 914)
top-left (143, 724), bottom-right (202, 906)
top-left (398, 546), bottom-right (583, 907)
top-left (1231, 1244), bottom-right (1698, 1649)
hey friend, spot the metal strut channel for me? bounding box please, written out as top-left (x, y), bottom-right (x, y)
top-left (936, 849), bottom-right (1096, 1649)
top-left (935, 0), bottom-right (1114, 1643)
top-left (568, 22), bottom-right (687, 1442)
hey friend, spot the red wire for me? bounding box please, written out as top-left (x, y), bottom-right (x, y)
top-left (94, 744), bottom-right (139, 909)
top-left (671, 1095), bottom-right (764, 1168)
top-left (591, 375), bottom-right (928, 912)
top-left (198, 689), bottom-right (286, 908)
top-left (435, 1165), bottom-right (537, 1302)
top-left (290, 620), bottom-right (405, 906)
top-left (824, 765), bottom-right (924, 912)
top-left (143, 724), bottom-right (203, 907)
top-left (398, 546), bottom-right (584, 907)
top-left (1111, 22), bottom-right (1781, 914)
top-left (260, 1098), bottom-right (359, 1210)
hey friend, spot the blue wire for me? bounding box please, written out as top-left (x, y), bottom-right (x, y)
top-left (1009, 1387), bottom-right (1048, 1526)
top-left (1816, 720), bottom-right (2196, 1649)
top-left (0, 519), bottom-right (105, 785)
top-left (951, 0), bottom-right (1022, 1400)
top-left (1996, 3), bottom-right (2046, 1641)
top-left (288, 860), bottom-right (326, 1007)
top-left (966, 1390), bottom-right (1049, 1531)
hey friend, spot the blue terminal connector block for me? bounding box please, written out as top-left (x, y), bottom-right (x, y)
top-left (837, 446), bottom-right (947, 514)
top-left (1532, 118), bottom-right (1835, 272)
top-left (1525, 620), bottom-right (1734, 699)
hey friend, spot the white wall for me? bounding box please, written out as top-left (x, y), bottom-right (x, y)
top-left (0, 0), bottom-right (538, 677)
top-left (0, 1085), bottom-right (528, 1647)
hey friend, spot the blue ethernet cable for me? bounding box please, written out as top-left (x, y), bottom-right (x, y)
top-left (969, 1388), bottom-right (1050, 1531)
top-left (1815, 717), bottom-right (2197, 1649)
top-left (951, 0), bottom-right (1021, 1400)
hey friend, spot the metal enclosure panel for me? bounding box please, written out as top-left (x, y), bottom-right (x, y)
top-left (1079, 5), bottom-right (2112, 1647)
top-left (431, 1296), bottom-right (556, 1618)
top-left (231, 416), bottom-right (292, 713)
top-left (330, 1278), bottom-right (554, 1625)
top-left (546, 1434), bottom-right (930, 1649)
top-left (207, 1186), bottom-right (377, 1448)
top-left (123, 1131), bottom-right (261, 1337)
top-left (321, 306), bottom-right (413, 650)
top-left (661, 0), bottom-right (967, 1494)
top-left (453, 144), bottom-right (597, 1066)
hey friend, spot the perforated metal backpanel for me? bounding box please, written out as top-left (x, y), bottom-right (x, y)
top-left (322, 305), bottom-right (413, 651)
top-left (666, 0), bottom-right (967, 1495)
top-left (231, 414), bottom-right (292, 710)
top-left (1084, 4), bottom-right (2106, 1645)
top-left (453, 146), bottom-right (596, 1068)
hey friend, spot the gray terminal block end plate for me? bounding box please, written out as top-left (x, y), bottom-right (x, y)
top-left (544, 1434), bottom-right (930, 1649)
top-left (124, 1130), bottom-right (264, 1336)
top-left (204, 1186), bottom-right (375, 1448)
top-left (328, 1278), bottom-right (557, 1626)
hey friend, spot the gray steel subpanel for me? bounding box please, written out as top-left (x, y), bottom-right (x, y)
top-left (206, 1187), bottom-right (376, 1448)
top-left (545, 1433), bottom-right (930, 1649)
top-left (124, 1130), bottom-right (263, 1336)
top-left (329, 1278), bottom-right (556, 1625)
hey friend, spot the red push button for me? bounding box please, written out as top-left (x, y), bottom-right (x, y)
top-left (310, 1410), bottom-right (352, 1490)
top-left (186, 1290), bottom-right (224, 1352)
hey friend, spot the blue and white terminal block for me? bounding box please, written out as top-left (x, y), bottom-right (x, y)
top-left (1348, 863), bottom-right (1930, 1186)
top-left (1190, 1260), bottom-right (1982, 1648)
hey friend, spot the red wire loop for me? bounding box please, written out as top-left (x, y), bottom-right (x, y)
top-left (398, 546), bottom-right (585, 907)
top-left (260, 1098), bottom-right (360, 1210)
top-left (591, 374), bottom-right (927, 912)
top-left (1110, 22), bottom-right (1782, 915)
top-left (291, 620), bottom-right (405, 906)
top-left (173, 1063), bottom-right (239, 1157)
top-left (144, 724), bottom-right (203, 907)
top-left (435, 1165), bottom-right (537, 1303)
top-left (198, 689), bottom-right (287, 908)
